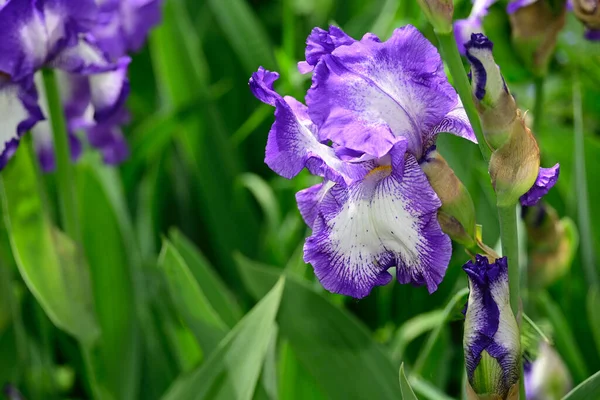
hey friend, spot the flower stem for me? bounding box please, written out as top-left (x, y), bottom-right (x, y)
top-left (498, 205), bottom-right (520, 316)
top-left (533, 77), bottom-right (544, 135)
top-left (41, 69), bottom-right (80, 242)
top-left (572, 70), bottom-right (598, 287)
top-left (435, 32), bottom-right (491, 163)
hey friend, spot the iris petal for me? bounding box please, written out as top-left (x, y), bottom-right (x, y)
top-left (304, 141), bottom-right (451, 298)
top-left (306, 25), bottom-right (459, 159)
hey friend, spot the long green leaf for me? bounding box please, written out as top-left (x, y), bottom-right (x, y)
top-left (162, 278), bottom-right (285, 400)
top-left (399, 364), bottom-right (418, 400)
top-left (0, 145), bottom-right (98, 345)
top-left (206, 0), bottom-right (276, 73)
top-left (236, 255), bottom-right (402, 400)
top-left (587, 286), bottom-right (600, 356)
top-left (158, 239), bottom-right (228, 354)
top-left (563, 370), bottom-right (600, 400)
top-left (77, 160), bottom-right (139, 400)
top-left (168, 228), bottom-right (242, 327)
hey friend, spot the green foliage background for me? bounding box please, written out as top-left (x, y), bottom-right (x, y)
top-left (1, 0), bottom-right (600, 399)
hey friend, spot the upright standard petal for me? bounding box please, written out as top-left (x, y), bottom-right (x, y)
top-left (463, 255), bottom-right (520, 398)
top-left (453, 0), bottom-right (497, 54)
top-left (307, 25), bottom-right (458, 159)
top-left (0, 76), bottom-right (44, 170)
top-left (304, 141), bottom-right (451, 298)
top-left (298, 26), bottom-right (358, 73)
top-left (249, 67), bottom-right (366, 184)
top-left (520, 164), bottom-right (559, 206)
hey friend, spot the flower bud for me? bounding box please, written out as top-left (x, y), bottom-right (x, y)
top-left (420, 146), bottom-right (477, 247)
top-left (507, 0), bottom-right (567, 77)
top-left (417, 0), bottom-right (454, 34)
top-left (525, 342), bottom-right (572, 400)
top-left (522, 203), bottom-right (578, 288)
top-left (463, 255), bottom-right (520, 400)
top-left (489, 112), bottom-right (540, 207)
top-left (465, 34), bottom-right (517, 150)
top-left (572, 0), bottom-right (600, 40)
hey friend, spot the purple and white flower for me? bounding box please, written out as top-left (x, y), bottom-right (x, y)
top-left (0, 0), bottom-right (131, 170)
top-left (463, 255), bottom-right (520, 398)
top-left (454, 0), bottom-right (497, 54)
top-left (251, 25), bottom-right (477, 298)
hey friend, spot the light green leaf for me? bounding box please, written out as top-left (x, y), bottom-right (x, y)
top-left (399, 363), bottom-right (418, 400)
top-left (77, 161), bottom-right (139, 400)
top-left (168, 228), bottom-right (242, 328)
top-left (563, 370), bottom-right (600, 400)
top-left (158, 240), bottom-right (228, 354)
top-left (236, 254), bottom-right (402, 400)
top-left (0, 146), bottom-right (98, 344)
top-left (278, 339), bottom-right (327, 400)
top-left (162, 278), bottom-right (285, 400)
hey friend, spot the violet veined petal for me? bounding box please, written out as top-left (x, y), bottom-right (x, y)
top-left (304, 141), bottom-right (451, 298)
top-left (520, 164), bottom-right (560, 206)
top-left (250, 67), bottom-right (367, 184)
top-left (0, 76), bottom-right (44, 170)
top-left (295, 181), bottom-right (335, 229)
top-left (86, 107), bottom-right (130, 165)
top-left (429, 98), bottom-right (477, 144)
top-left (307, 25), bottom-right (457, 159)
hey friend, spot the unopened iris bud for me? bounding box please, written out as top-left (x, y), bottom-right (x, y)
top-left (489, 112), bottom-right (540, 207)
top-left (463, 255), bottom-right (520, 400)
top-left (507, 0), bottom-right (567, 77)
top-left (572, 0), bottom-right (600, 40)
top-left (417, 0), bottom-right (454, 34)
top-left (525, 342), bottom-right (572, 400)
top-left (522, 203), bottom-right (578, 288)
top-left (465, 34), bottom-right (517, 150)
top-left (420, 146), bottom-right (477, 247)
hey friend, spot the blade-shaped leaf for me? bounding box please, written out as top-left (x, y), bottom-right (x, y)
top-left (0, 146), bottom-right (98, 344)
top-left (158, 239), bottom-right (228, 354)
top-left (236, 254), bottom-right (402, 400)
top-left (77, 160), bottom-right (139, 400)
top-left (168, 228), bottom-right (242, 327)
top-left (399, 363), bottom-right (418, 400)
top-left (162, 278), bottom-right (285, 400)
top-left (563, 370), bottom-right (600, 400)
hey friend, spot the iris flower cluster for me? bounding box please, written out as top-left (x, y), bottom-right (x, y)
top-left (251, 19), bottom-right (564, 398)
top-left (0, 0), bottom-right (162, 172)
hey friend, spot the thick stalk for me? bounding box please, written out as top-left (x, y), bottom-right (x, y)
top-left (437, 30), bottom-right (525, 399)
top-left (572, 71), bottom-right (598, 287)
top-left (435, 32), bottom-right (491, 162)
top-left (41, 69), bottom-right (80, 242)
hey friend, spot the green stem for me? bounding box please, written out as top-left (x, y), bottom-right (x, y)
top-left (436, 32), bottom-right (492, 163)
top-left (572, 71), bottom-right (598, 287)
top-left (41, 69), bottom-right (80, 242)
top-left (498, 205), bottom-right (520, 316)
top-left (533, 77), bottom-right (544, 135)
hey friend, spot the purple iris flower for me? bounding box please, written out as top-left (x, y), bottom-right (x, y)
top-left (251, 25), bottom-right (477, 298)
top-left (463, 255), bottom-right (520, 398)
top-left (0, 0), bottom-right (131, 170)
top-left (454, 0), bottom-right (497, 54)
top-left (524, 342), bottom-right (572, 399)
top-left (93, 0), bottom-right (163, 60)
